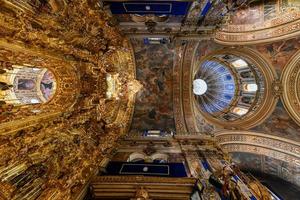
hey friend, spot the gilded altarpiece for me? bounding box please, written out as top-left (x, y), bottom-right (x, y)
top-left (0, 1), bottom-right (137, 199)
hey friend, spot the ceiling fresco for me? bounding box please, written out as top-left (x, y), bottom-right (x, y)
top-left (216, 0), bottom-right (300, 44)
top-left (129, 39), bottom-right (175, 134)
top-left (250, 37), bottom-right (300, 142)
top-left (230, 0), bottom-right (300, 25)
top-left (254, 38), bottom-right (300, 75)
top-left (253, 100), bottom-right (300, 142)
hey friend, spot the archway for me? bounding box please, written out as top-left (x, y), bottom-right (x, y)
top-left (215, 130), bottom-right (300, 188)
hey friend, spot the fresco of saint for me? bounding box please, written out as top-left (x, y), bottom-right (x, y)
top-left (17, 79), bottom-right (36, 90)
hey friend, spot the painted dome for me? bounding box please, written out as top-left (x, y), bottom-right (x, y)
top-left (194, 59), bottom-right (236, 115)
top-left (193, 53), bottom-right (264, 123)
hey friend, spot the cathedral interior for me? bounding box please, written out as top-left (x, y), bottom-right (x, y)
top-left (1, 0), bottom-right (300, 199)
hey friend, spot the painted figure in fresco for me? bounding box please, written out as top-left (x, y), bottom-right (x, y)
top-left (40, 71), bottom-right (55, 100)
top-left (255, 38), bottom-right (300, 72)
top-left (0, 81), bottom-right (13, 91)
top-left (17, 79), bottom-right (36, 90)
top-left (41, 81), bottom-right (53, 99)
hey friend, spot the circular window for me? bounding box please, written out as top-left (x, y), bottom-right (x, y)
top-left (193, 79), bottom-right (208, 95)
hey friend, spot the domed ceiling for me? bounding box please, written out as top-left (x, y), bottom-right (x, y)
top-left (192, 50), bottom-right (277, 129)
top-left (193, 58), bottom-right (237, 116)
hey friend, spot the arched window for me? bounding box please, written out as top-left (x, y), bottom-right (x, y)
top-left (127, 153), bottom-right (146, 163)
top-left (240, 71), bottom-right (254, 79)
top-left (232, 107), bottom-right (248, 116)
top-left (231, 59), bottom-right (248, 68)
top-left (243, 83), bottom-right (258, 92)
top-left (151, 153), bottom-right (169, 163)
top-left (241, 96), bottom-right (254, 104)
top-left (0, 65), bottom-right (56, 106)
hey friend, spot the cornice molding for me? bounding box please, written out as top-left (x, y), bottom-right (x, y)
top-left (215, 11), bottom-right (300, 45)
top-left (215, 130), bottom-right (300, 166)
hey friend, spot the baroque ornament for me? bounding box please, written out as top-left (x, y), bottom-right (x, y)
top-left (0, 0), bottom-right (137, 199)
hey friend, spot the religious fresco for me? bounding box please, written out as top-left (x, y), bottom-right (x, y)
top-left (202, 1), bottom-right (227, 26)
top-left (231, 152), bottom-right (300, 187)
top-left (250, 37), bottom-right (300, 141)
top-left (40, 70), bottom-right (56, 101)
top-left (230, 0), bottom-right (300, 26)
top-left (230, 0), bottom-right (280, 24)
top-left (231, 3), bottom-right (263, 25)
top-left (17, 79), bottom-right (36, 90)
top-left (254, 37), bottom-right (300, 75)
top-left (194, 40), bottom-right (223, 58)
top-left (215, 0), bottom-right (300, 45)
top-left (129, 39), bottom-right (175, 134)
top-left (253, 100), bottom-right (300, 142)
top-left (3, 67), bottom-right (57, 105)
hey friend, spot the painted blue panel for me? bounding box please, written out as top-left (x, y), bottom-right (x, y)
top-left (224, 95), bottom-right (232, 100)
top-left (121, 163), bottom-right (169, 175)
top-left (105, 162), bottom-right (187, 177)
top-left (107, 1), bottom-right (191, 15)
top-left (200, 0), bottom-right (212, 17)
top-left (201, 161), bottom-right (210, 170)
top-left (225, 75), bottom-right (232, 80)
top-left (124, 3), bottom-right (171, 13)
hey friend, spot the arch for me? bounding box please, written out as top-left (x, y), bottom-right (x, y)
top-left (0, 41), bottom-right (79, 134)
top-left (127, 152), bottom-right (147, 162)
top-left (281, 49), bottom-right (300, 126)
top-left (151, 153), bottom-right (169, 163)
top-left (127, 152), bottom-right (169, 163)
top-left (215, 130), bottom-right (300, 165)
top-left (215, 130), bottom-right (300, 187)
top-left (192, 48), bottom-right (278, 129)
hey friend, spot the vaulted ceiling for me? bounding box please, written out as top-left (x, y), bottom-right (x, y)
top-left (102, 0), bottom-right (300, 189)
top-left (0, 0), bottom-right (300, 198)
